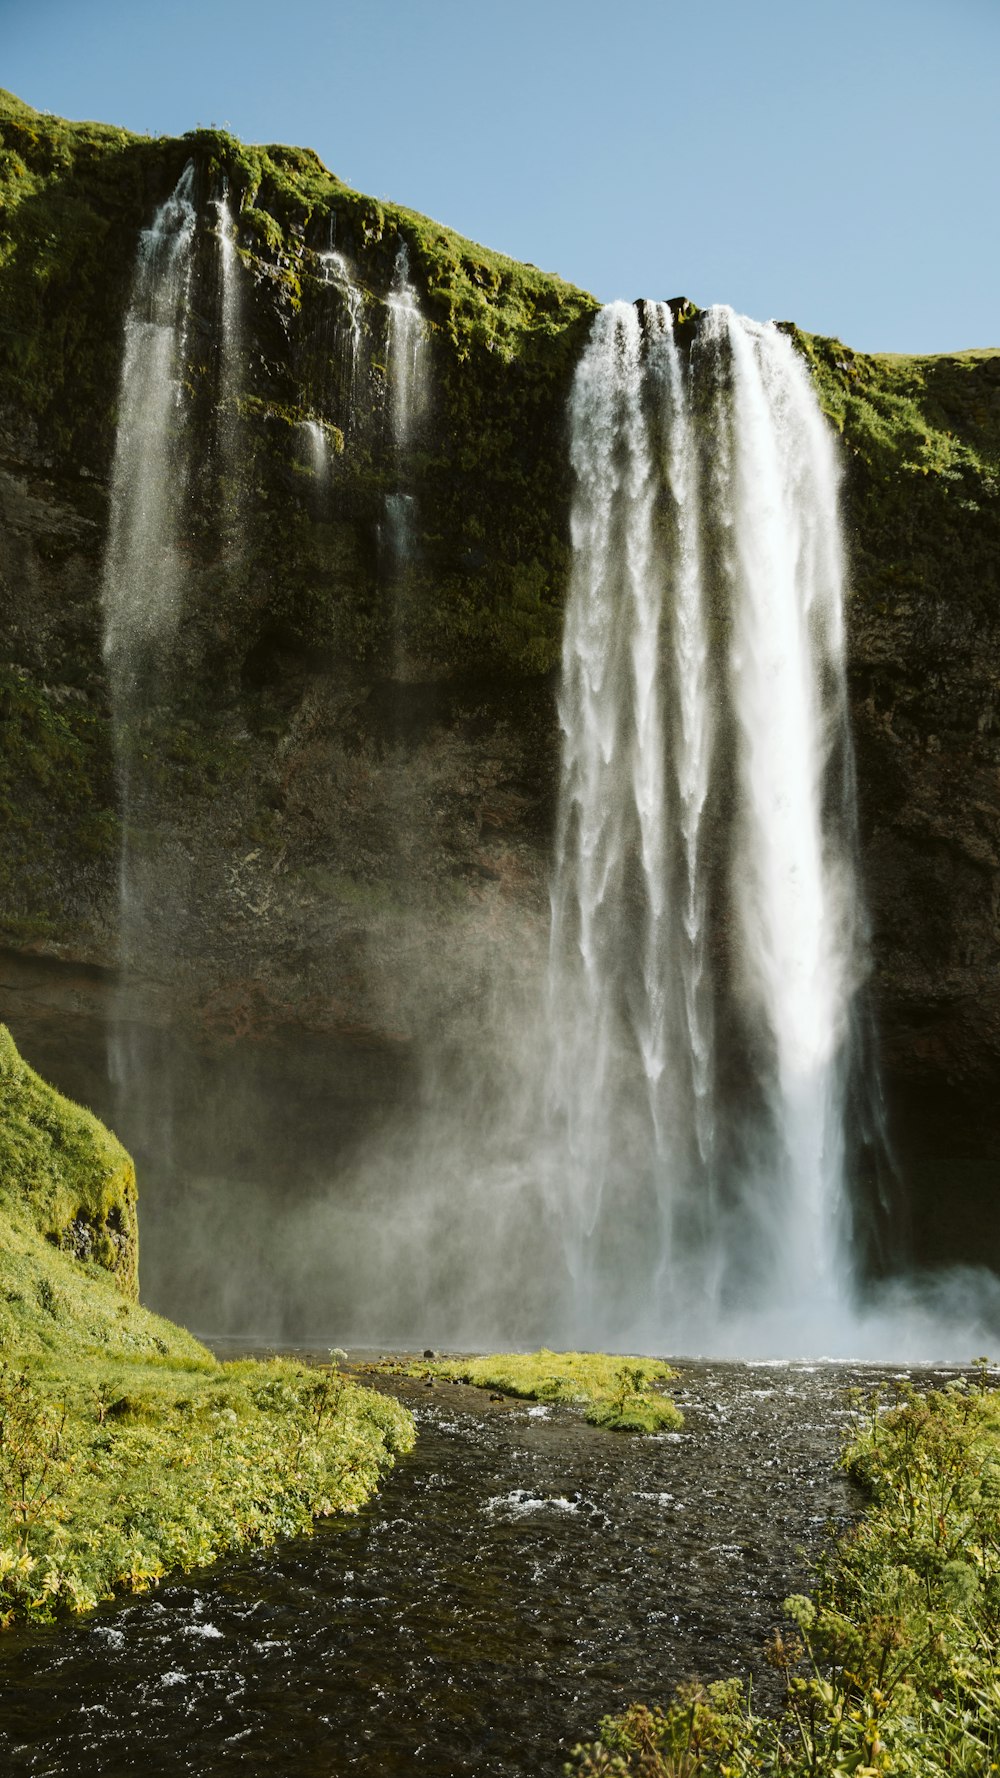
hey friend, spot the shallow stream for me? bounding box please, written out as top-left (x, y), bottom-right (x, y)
top-left (0, 1359), bottom-right (931, 1776)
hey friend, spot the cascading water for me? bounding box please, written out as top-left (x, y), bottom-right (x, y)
top-left (704, 307), bottom-right (857, 1316)
top-left (548, 303), bottom-right (679, 1306)
top-left (318, 249), bottom-right (364, 419)
top-left (101, 163), bottom-right (198, 1141)
top-left (549, 299), bottom-right (865, 1347)
top-left (300, 418), bottom-right (331, 481)
top-left (102, 163), bottom-right (196, 670)
top-left (211, 183), bottom-right (243, 487)
top-left (386, 238), bottom-right (427, 452)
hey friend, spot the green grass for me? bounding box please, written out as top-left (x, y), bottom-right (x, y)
top-left (0, 1342), bottom-right (413, 1626)
top-left (567, 1369), bottom-right (1000, 1775)
top-left (410, 1349), bottom-right (684, 1433)
top-left (0, 1027), bottom-right (414, 1625)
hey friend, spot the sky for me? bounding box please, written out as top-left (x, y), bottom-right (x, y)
top-left (3, 0), bottom-right (998, 354)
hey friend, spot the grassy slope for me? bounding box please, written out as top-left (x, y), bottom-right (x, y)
top-left (568, 1375), bottom-right (1000, 1775)
top-left (0, 1026), bottom-right (414, 1625)
top-left (405, 1349), bottom-right (684, 1433)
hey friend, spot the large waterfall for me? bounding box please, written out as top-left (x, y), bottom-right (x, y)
top-left (548, 299), bottom-right (864, 1348)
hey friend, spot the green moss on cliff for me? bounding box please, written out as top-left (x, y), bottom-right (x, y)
top-left (0, 1023), bottom-right (137, 1295)
top-left (788, 326), bottom-right (1000, 634)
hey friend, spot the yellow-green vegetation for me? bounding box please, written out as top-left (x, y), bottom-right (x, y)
top-left (416, 1349), bottom-right (683, 1433)
top-left (0, 1349), bottom-right (413, 1628)
top-left (0, 1024), bottom-right (137, 1295)
top-left (567, 1369), bottom-right (1000, 1775)
top-left (0, 1028), bottom-right (414, 1625)
top-left (790, 324), bottom-right (1000, 647)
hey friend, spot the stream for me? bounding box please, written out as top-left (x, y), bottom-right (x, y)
top-left (0, 1358), bottom-right (935, 1776)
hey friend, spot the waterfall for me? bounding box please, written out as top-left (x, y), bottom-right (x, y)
top-left (102, 163), bottom-right (196, 670)
top-left (386, 239), bottom-right (427, 451)
top-left (318, 249), bottom-right (364, 419)
top-left (548, 303), bottom-right (676, 1305)
top-left (704, 306), bottom-right (856, 1309)
top-left (550, 300), bottom-right (865, 1343)
top-left (211, 183), bottom-right (243, 486)
top-left (101, 162), bottom-right (198, 1139)
top-left (300, 418), bottom-right (330, 481)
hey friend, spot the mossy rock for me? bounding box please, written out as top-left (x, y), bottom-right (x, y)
top-left (0, 1025), bottom-right (137, 1297)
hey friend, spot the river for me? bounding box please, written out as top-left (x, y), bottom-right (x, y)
top-left (0, 1358), bottom-right (941, 1776)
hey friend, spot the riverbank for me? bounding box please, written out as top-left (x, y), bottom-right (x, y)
top-left (568, 1370), bottom-right (1000, 1776)
top-left (0, 1027), bottom-right (414, 1626)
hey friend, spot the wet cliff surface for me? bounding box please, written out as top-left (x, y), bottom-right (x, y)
top-left (1, 89), bottom-right (999, 1282)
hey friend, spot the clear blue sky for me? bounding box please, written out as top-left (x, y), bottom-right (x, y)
top-left (4, 0), bottom-right (997, 353)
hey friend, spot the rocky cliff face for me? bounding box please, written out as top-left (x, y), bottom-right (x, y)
top-left (1, 90), bottom-right (998, 1291)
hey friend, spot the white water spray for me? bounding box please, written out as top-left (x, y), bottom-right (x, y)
top-left (300, 418), bottom-right (330, 482)
top-left (549, 303), bottom-right (676, 1290)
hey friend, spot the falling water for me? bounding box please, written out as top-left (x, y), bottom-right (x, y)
top-left (101, 163), bottom-right (198, 1138)
top-left (705, 306), bottom-right (856, 1313)
top-left (318, 250), bottom-right (364, 417)
top-left (548, 303), bottom-right (676, 1299)
top-left (211, 183), bottom-right (243, 483)
top-left (102, 163), bottom-right (196, 668)
top-left (300, 418), bottom-right (331, 482)
top-left (386, 238), bottom-right (427, 450)
top-left (648, 304), bottom-right (718, 1265)
top-left (550, 300), bottom-right (864, 1344)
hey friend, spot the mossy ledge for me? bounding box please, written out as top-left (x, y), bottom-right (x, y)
top-left (0, 1028), bottom-right (414, 1626)
top-left (399, 1349), bottom-right (684, 1434)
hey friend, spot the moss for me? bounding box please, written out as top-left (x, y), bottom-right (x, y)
top-left (408, 1349), bottom-right (684, 1433)
top-left (0, 1025), bottom-right (137, 1296)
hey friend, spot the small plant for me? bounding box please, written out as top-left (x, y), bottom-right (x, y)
top-left (0, 1363), bottom-right (69, 1551)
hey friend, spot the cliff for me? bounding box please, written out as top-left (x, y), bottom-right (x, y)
top-left (1, 90), bottom-right (998, 1288)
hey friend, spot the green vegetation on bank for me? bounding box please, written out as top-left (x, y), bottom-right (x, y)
top-left (568, 1371), bottom-right (1000, 1775)
top-left (0, 1027), bottom-right (414, 1625)
top-left (411, 1349), bottom-right (684, 1433)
